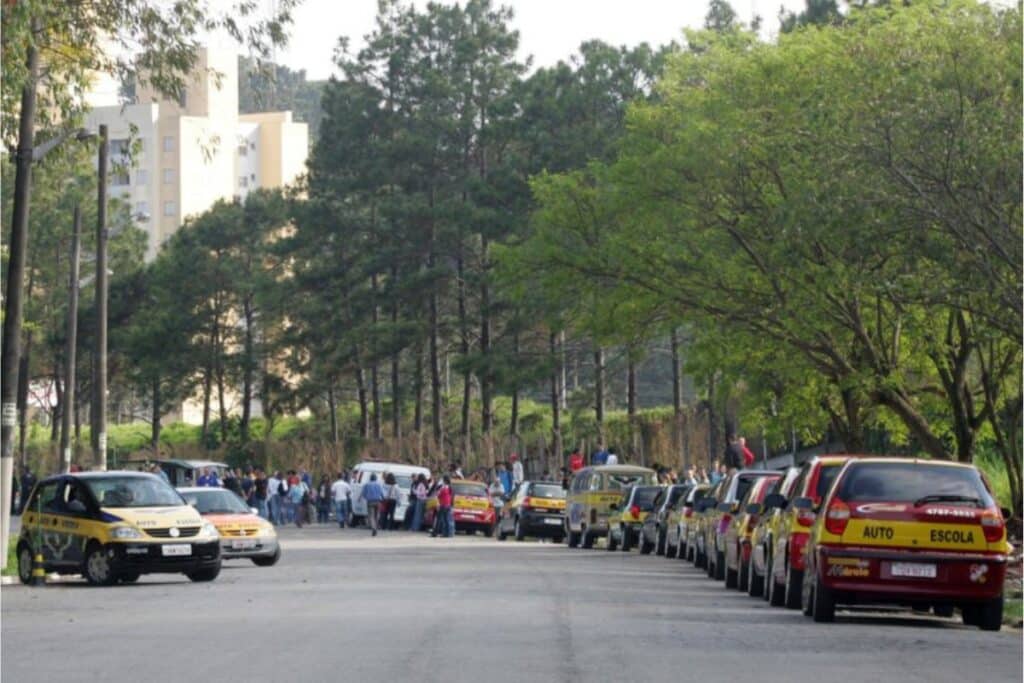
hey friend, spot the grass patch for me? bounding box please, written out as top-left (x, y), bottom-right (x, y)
top-left (1004, 595), bottom-right (1022, 626)
top-left (2, 537), bottom-right (17, 577)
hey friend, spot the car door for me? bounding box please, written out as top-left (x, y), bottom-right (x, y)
top-left (23, 479), bottom-right (74, 567)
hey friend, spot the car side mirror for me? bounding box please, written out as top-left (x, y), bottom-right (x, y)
top-left (717, 502), bottom-right (733, 513)
top-left (763, 493), bottom-right (786, 511)
top-left (792, 497), bottom-right (814, 511)
top-left (250, 507), bottom-right (259, 515)
top-left (67, 500), bottom-right (87, 514)
top-left (1000, 507), bottom-right (1012, 520)
top-left (746, 503), bottom-right (762, 515)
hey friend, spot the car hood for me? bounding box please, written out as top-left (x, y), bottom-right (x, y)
top-left (203, 512), bottom-right (266, 529)
top-left (102, 506), bottom-right (203, 528)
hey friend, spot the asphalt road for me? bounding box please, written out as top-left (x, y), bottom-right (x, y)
top-left (2, 527), bottom-right (1020, 683)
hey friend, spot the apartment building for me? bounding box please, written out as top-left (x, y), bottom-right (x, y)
top-left (85, 47), bottom-right (308, 262)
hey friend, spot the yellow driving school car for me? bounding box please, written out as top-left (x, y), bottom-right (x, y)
top-left (566, 465), bottom-right (657, 549)
top-left (17, 471), bottom-right (222, 586)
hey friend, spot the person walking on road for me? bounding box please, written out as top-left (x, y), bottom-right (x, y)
top-left (331, 473), bottom-right (352, 528)
top-left (360, 473), bottom-right (385, 536)
top-left (253, 470), bottom-right (269, 520)
top-left (410, 474), bottom-right (428, 532)
top-left (289, 475), bottom-right (309, 528)
top-left (380, 472), bottom-right (399, 531)
top-left (316, 476), bottom-right (331, 524)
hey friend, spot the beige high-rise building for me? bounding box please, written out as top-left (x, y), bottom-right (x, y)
top-left (86, 47), bottom-right (308, 262)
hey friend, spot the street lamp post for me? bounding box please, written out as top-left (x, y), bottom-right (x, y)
top-left (94, 124), bottom-right (109, 471)
top-left (61, 205), bottom-right (82, 473)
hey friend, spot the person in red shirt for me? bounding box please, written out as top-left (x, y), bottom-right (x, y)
top-left (435, 476), bottom-right (454, 538)
top-left (568, 449), bottom-right (584, 473)
top-left (740, 436), bottom-right (756, 468)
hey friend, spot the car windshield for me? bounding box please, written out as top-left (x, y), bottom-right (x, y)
top-left (631, 487), bottom-right (662, 511)
top-left (452, 483), bottom-right (488, 497)
top-left (734, 477), bottom-right (756, 503)
top-left (836, 463), bottom-right (994, 506)
top-left (529, 484), bottom-right (565, 499)
top-left (815, 464), bottom-right (843, 499)
top-left (87, 476), bottom-right (184, 508)
top-left (666, 486), bottom-right (687, 507)
top-left (689, 487), bottom-right (709, 504)
top-left (606, 473), bottom-right (655, 490)
top-left (184, 489), bottom-right (250, 514)
top-left (394, 475), bottom-right (413, 489)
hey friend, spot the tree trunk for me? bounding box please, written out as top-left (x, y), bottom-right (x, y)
top-left (627, 354), bottom-right (639, 464)
top-left (51, 366), bottom-right (62, 444)
top-left (370, 274), bottom-right (382, 440)
top-left (550, 333), bottom-right (562, 466)
top-left (17, 326), bottom-right (33, 465)
top-left (510, 332), bottom-right (520, 436)
top-left (559, 331), bottom-right (567, 410)
top-left (414, 342), bottom-right (424, 434)
top-left (327, 383), bottom-right (339, 444)
top-left (480, 237), bottom-right (492, 435)
top-left (355, 361), bottom-right (369, 439)
top-left (707, 372), bottom-right (719, 466)
top-left (391, 265), bottom-right (402, 441)
top-left (151, 377), bottom-right (161, 449)
top-left (240, 300), bottom-right (254, 443)
top-left (201, 362), bottom-right (212, 442)
top-left (457, 250), bottom-right (471, 452)
top-left (594, 346), bottom-right (605, 448)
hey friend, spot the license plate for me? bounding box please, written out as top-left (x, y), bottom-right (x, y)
top-left (891, 562), bottom-right (936, 579)
top-left (544, 518), bottom-right (562, 525)
top-left (161, 544), bottom-right (191, 557)
top-left (231, 539), bottom-right (257, 550)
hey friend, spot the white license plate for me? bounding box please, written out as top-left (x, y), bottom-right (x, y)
top-left (890, 562), bottom-right (936, 579)
top-left (544, 518), bottom-right (562, 525)
top-left (161, 544), bottom-right (192, 557)
top-left (231, 539), bottom-right (257, 550)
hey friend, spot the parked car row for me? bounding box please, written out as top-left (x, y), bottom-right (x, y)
top-left (564, 458), bottom-right (1013, 631)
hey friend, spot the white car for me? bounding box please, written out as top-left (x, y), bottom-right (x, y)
top-left (349, 462), bottom-right (431, 524)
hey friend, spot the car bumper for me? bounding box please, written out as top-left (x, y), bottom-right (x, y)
top-left (520, 511), bottom-right (566, 536)
top-left (111, 539), bottom-right (220, 574)
top-left (817, 545), bottom-right (1007, 602)
top-left (220, 536), bottom-right (279, 559)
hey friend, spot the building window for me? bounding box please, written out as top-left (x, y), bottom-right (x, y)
top-left (163, 136), bottom-right (174, 152)
top-left (135, 202), bottom-right (150, 220)
top-left (110, 138), bottom-right (131, 158)
top-left (163, 201), bottom-right (176, 216)
top-left (162, 168), bottom-right (174, 184)
top-left (250, 173), bottom-right (255, 181)
top-left (239, 176), bottom-right (249, 188)
top-left (177, 90), bottom-right (187, 108)
top-left (250, 142), bottom-right (256, 150)
top-left (237, 143), bottom-right (248, 157)
top-left (135, 169), bottom-right (148, 186)
top-left (111, 169), bottom-right (130, 187)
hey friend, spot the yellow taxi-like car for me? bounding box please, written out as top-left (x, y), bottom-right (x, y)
top-left (17, 471), bottom-right (221, 585)
top-left (607, 485), bottom-right (664, 552)
top-left (801, 458), bottom-right (1013, 630)
top-left (566, 465), bottom-right (657, 549)
top-left (723, 474), bottom-right (781, 589)
top-left (748, 466), bottom-right (801, 598)
top-left (497, 481), bottom-right (567, 541)
top-left (180, 487), bottom-right (280, 566)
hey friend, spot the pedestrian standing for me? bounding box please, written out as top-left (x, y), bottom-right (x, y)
top-left (568, 448), bottom-right (584, 473)
top-left (605, 447), bottom-right (619, 466)
top-left (410, 474), bottom-right (428, 532)
top-left (498, 462), bottom-right (513, 496)
top-left (316, 476), bottom-right (331, 524)
top-left (360, 473), bottom-right (385, 536)
top-left (381, 473), bottom-right (399, 530)
top-left (739, 436), bottom-right (756, 468)
top-left (289, 475), bottom-right (309, 528)
top-left (267, 470), bottom-right (283, 525)
top-left (331, 473), bottom-right (352, 528)
top-left (510, 454), bottom-right (524, 486)
top-left (435, 475), bottom-right (454, 538)
top-left (253, 470), bottom-right (269, 520)
top-left (724, 435), bottom-right (743, 474)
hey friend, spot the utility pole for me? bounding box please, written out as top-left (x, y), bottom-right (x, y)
top-left (94, 124), bottom-right (109, 470)
top-left (61, 206), bottom-right (82, 473)
top-left (0, 19), bottom-right (40, 571)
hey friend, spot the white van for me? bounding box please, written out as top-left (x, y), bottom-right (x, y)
top-left (350, 462), bottom-right (431, 524)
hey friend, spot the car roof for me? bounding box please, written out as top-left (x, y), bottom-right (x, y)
top-left (578, 465), bottom-right (656, 474)
top-left (451, 478), bottom-right (488, 485)
top-left (69, 470), bottom-right (159, 480)
top-left (842, 457), bottom-right (976, 470)
top-left (177, 486), bottom-right (228, 493)
top-left (157, 459), bottom-right (229, 469)
top-left (527, 481), bottom-right (564, 487)
top-left (355, 462), bottom-right (430, 473)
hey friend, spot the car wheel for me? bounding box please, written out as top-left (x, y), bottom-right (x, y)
top-left (811, 579), bottom-right (835, 623)
top-left (748, 561), bottom-right (764, 597)
top-left (567, 528), bottom-right (580, 548)
top-left (768, 557), bottom-right (785, 607)
top-left (977, 598), bottom-right (1004, 632)
top-left (252, 548), bottom-right (281, 567)
top-left (498, 524), bottom-right (508, 541)
top-left (16, 543), bottom-right (34, 585)
top-left (553, 535), bottom-right (565, 544)
top-left (932, 604), bottom-right (954, 618)
top-left (656, 528), bottom-right (667, 556)
top-left (785, 565), bottom-right (804, 609)
top-left (483, 524), bottom-right (495, 538)
top-left (961, 605), bottom-right (979, 627)
top-left (621, 526), bottom-right (632, 552)
top-left (582, 528), bottom-right (594, 549)
top-left (514, 518), bottom-right (525, 542)
top-left (714, 550), bottom-right (726, 581)
top-left (738, 556), bottom-right (749, 592)
top-left (187, 564), bottom-right (222, 582)
top-left (83, 543), bottom-right (117, 586)
top-left (119, 572), bottom-right (141, 584)
top-left (640, 532), bottom-right (654, 555)
top-left (665, 542), bottom-right (677, 559)
top-left (606, 529), bottom-right (618, 551)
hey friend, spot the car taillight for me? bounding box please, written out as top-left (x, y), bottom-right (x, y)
top-left (981, 511), bottom-right (1005, 543)
top-left (684, 509), bottom-right (693, 519)
top-left (522, 497), bottom-right (534, 511)
top-left (823, 499), bottom-right (850, 535)
top-left (630, 505), bottom-right (641, 519)
top-left (746, 515), bottom-right (759, 533)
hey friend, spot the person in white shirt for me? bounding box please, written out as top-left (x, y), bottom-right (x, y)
top-left (267, 471), bottom-right (283, 525)
top-left (606, 448), bottom-right (619, 466)
top-left (331, 474), bottom-right (352, 529)
top-left (511, 454), bottom-right (524, 486)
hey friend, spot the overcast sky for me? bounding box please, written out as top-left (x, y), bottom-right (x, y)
top-left (269, 0), bottom-right (811, 80)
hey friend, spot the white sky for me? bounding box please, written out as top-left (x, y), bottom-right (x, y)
top-left (270, 0), bottom-right (810, 80)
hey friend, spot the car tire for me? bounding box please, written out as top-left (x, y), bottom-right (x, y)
top-left (607, 530), bottom-right (618, 551)
top-left (484, 524), bottom-right (495, 538)
top-left (748, 561), bottom-right (764, 597)
top-left (738, 557), bottom-right (749, 592)
top-left (665, 542), bottom-right (676, 559)
top-left (725, 563), bottom-right (738, 588)
top-left (714, 550), bottom-right (725, 580)
top-left (785, 565), bottom-right (803, 609)
top-left (977, 598), bottom-right (1004, 632)
top-left (514, 518), bottom-right (525, 542)
top-left (656, 528), bottom-right (667, 556)
top-left (119, 572), bottom-right (141, 583)
top-left (811, 579), bottom-right (835, 623)
top-left (640, 532), bottom-right (654, 555)
top-left (768, 558), bottom-right (785, 607)
top-left (553, 535), bottom-right (565, 544)
top-left (621, 526), bottom-right (632, 552)
top-left (582, 529), bottom-right (594, 549)
top-left (252, 548), bottom-right (281, 567)
top-left (932, 604), bottom-right (954, 618)
top-left (83, 543), bottom-right (117, 586)
top-left (498, 524), bottom-right (508, 541)
top-left (16, 542), bottom-right (33, 585)
top-left (567, 528), bottom-right (580, 548)
top-left (187, 564), bottom-right (222, 582)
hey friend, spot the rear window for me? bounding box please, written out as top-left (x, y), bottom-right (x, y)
top-left (814, 464), bottom-right (843, 499)
top-left (452, 483), bottom-right (488, 497)
top-left (529, 484), bottom-right (565, 499)
top-left (631, 487), bottom-right (662, 511)
top-left (666, 486), bottom-right (687, 507)
top-left (605, 472), bottom-right (655, 491)
top-left (836, 463), bottom-right (994, 506)
top-left (688, 486), bottom-right (709, 505)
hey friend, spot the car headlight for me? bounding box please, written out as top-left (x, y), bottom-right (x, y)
top-left (201, 521), bottom-right (220, 538)
top-left (258, 522), bottom-right (276, 535)
top-left (111, 526), bottom-right (144, 539)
